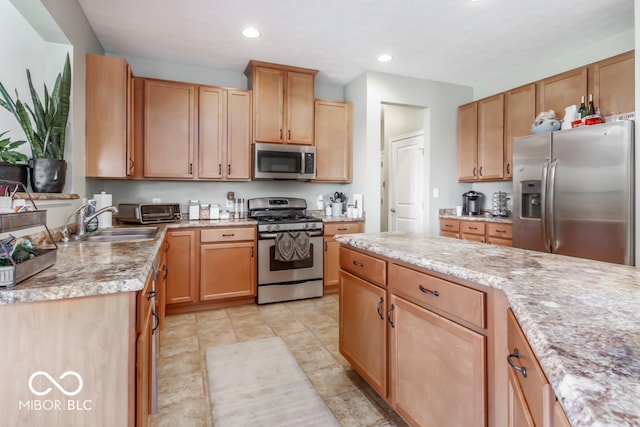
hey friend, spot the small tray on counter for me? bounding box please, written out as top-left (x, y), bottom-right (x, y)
top-left (0, 211), bottom-right (48, 232)
top-left (0, 248), bottom-right (57, 287)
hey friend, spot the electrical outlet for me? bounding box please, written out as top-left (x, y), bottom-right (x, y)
top-left (432, 188), bottom-right (440, 198)
top-left (152, 197), bottom-right (161, 203)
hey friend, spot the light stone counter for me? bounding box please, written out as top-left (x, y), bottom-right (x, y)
top-left (439, 208), bottom-right (512, 224)
top-left (334, 232), bottom-right (639, 427)
top-left (0, 219), bottom-right (258, 305)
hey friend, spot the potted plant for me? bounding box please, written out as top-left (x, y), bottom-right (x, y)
top-left (0, 53), bottom-right (71, 193)
top-left (0, 130), bottom-right (28, 192)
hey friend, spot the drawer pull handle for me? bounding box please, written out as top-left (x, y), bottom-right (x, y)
top-left (222, 233), bottom-right (236, 237)
top-left (377, 297), bottom-right (384, 320)
top-left (418, 284), bottom-right (440, 297)
top-left (353, 260), bottom-right (365, 268)
top-left (337, 228), bottom-right (348, 231)
top-left (445, 224), bottom-right (453, 228)
top-left (469, 226), bottom-right (478, 230)
top-left (507, 349), bottom-right (528, 378)
top-left (387, 303), bottom-right (395, 328)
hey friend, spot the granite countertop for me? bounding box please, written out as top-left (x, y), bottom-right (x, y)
top-left (334, 232), bottom-right (639, 427)
top-left (439, 208), bottom-right (512, 224)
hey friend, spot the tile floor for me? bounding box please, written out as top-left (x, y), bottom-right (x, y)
top-left (151, 294), bottom-right (408, 427)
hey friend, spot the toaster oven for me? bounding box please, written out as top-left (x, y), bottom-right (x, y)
top-left (117, 203), bottom-right (181, 224)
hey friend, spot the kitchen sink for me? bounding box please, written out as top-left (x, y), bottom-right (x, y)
top-left (81, 226), bottom-right (159, 242)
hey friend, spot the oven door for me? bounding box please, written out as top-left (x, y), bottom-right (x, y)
top-left (258, 234), bottom-right (323, 285)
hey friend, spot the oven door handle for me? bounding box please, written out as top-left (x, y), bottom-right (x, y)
top-left (259, 231), bottom-right (323, 239)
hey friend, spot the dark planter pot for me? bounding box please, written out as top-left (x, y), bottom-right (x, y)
top-left (0, 163), bottom-right (29, 192)
top-left (28, 158), bottom-right (67, 193)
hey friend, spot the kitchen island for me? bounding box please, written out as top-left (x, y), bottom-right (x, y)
top-left (335, 232), bottom-right (639, 427)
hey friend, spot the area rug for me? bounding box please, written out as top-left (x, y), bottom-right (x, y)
top-left (205, 336), bottom-right (340, 426)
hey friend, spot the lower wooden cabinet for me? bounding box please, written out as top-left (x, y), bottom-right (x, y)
top-left (324, 221), bottom-right (364, 293)
top-left (339, 269), bottom-right (387, 396)
top-left (200, 227), bottom-right (256, 301)
top-left (165, 229), bottom-right (198, 305)
top-left (440, 218), bottom-right (512, 246)
top-left (165, 226), bottom-right (256, 314)
top-left (388, 294), bottom-right (486, 426)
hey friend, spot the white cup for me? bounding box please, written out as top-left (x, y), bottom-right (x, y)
top-left (456, 205), bottom-right (463, 216)
top-left (332, 202), bottom-right (343, 217)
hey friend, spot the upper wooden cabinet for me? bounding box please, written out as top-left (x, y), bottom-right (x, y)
top-left (86, 54), bottom-right (138, 178)
top-left (477, 94), bottom-right (505, 180)
top-left (590, 51), bottom-right (635, 117)
top-left (504, 84), bottom-right (536, 179)
top-left (314, 100), bottom-right (353, 182)
top-left (245, 60), bottom-right (318, 145)
top-left (143, 79), bottom-right (197, 179)
top-left (538, 67), bottom-right (588, 119)
top-left (457, 95), bottom-right (505, 182)
top-left (457, 102), bottom-right (478, 181)
top-left (142, 79), bottom-right (251, 180)
top-left (199, 87), bottom-right (252, 180)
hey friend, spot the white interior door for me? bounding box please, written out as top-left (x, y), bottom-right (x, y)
top-left (388, 132), bottom-right (424, 233)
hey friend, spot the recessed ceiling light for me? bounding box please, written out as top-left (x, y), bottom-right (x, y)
top-left (242, 28), bottom-right (261, 38)
top-left (377, 54), bottom-right (393, 63)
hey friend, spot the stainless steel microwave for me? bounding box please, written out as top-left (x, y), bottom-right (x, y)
top-left (253, 142), bottom-right (316, 180)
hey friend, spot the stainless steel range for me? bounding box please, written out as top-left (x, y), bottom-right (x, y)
top-left (248, 197), bottom-right (323, 304)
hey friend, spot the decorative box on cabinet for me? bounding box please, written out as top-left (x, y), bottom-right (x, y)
top-left (86, 54), bottom-right (138, 178)
top-left (324, 221), bottom-right (364, 293)
top-left (245, 60), bottom-right (318, 145)
top-left (314, 100), bottom-right (353, 182)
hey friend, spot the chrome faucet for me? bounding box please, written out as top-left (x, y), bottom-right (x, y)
top-left (61, 203), bottom-right (119, 242)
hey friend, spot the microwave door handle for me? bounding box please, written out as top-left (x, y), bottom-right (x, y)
top-left (301, 152), bottom-right (305, 173)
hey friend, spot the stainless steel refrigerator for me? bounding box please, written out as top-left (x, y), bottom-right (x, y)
top-left (512, 120), bottom-right (634, 265)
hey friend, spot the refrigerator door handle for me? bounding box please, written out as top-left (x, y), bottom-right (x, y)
top-left (547, 158), bottom-right (559, 252)
top-left (541, 159), bottom-right (551, 252)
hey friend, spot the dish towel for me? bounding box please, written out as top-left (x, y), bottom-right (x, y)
top-left (275, 231), bottom-right (311, 262)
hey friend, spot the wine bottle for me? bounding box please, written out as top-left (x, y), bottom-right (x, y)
top-left (578, 96), bottom-right (588, 119)
top-left (588, 94), bottom-right (596, 116)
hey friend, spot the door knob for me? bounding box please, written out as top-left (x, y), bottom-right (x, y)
top-left (390, 208), bottom-right (396, 213)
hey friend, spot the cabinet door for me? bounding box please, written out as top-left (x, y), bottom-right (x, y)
top-left (198, 86), bottom-right (226, 179)
top-left (507, 368), bottom-right (535, 427)
top-left (477, 94), bottom-right (505, 180)
top-left (538, 67), bottom-right (587, 120)
top-left (286, 71), bottom-right (315, 145)
top-left (591, 51), bottom-right (635, 117)
top-left (314, 100), bottom-right (353, 182)
top-left (388, 295), bottom-right (486, 427)
top-left (323, 237), bottom-right (340, 290)
top-left (226, 89), bottom-right (252, 180)
top-left (253, 67), bottom-right (285, 143)
top-left (166, 230), bottom-right (197, 304)
top-left (339, 270), bottom-right (387, 397)
top-left (200, 242), bottom-right (255, 300)
top-left (457, 102), bottom-right (478, 181)
top-left (86, 54), bottom-right (134, 178)
top-left (136, 302), bottom-right (152, 427)
top-left (144, 80), bottom-right (196, 178)
top-left (505, 84), bottom-right (536, 179)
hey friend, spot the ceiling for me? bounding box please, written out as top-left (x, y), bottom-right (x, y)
top-left (77, 0), bottom-right (634, 88)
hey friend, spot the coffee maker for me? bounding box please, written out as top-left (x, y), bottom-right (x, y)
top-left (462, 191), bottom-right (483, 215)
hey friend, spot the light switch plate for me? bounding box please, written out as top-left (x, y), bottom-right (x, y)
top-left (432, 188), bottom-right (440, 198)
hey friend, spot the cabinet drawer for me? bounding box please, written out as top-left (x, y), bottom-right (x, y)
top-left (200, 227), bottom-right (255, 243)
top-left (325, 222), bottom-right (363, 236)
top-left (507, 309), bottom-right (550, 427)
top-left (339, 247), bottom-right (386, 287)
top-left (487, 223), bottom-right (513, 239)
top-left (460, 221), bottom-right (485, 235)
top-left (440, 219), bottom-right (460, 232)
top-left (389, 264), bottom-right (486, 329)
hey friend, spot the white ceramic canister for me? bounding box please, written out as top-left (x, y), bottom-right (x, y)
top-left (189, 200), bottom-right (200, 220)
